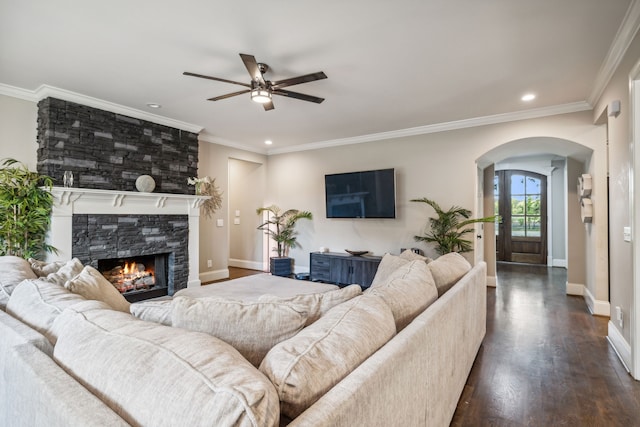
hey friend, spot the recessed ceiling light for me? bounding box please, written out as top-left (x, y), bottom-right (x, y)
top-left (265, 140), bottom-right (273, 145)
top-left (146, 103), bottom-right (162, 109)
top-left (521, 93), bottom-right (536, 102)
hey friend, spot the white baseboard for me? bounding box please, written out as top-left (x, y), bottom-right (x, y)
top-left (607, 321), bottom-right (631, 373)
top-left (486, 275), bottom-right (497, 287)
top-left (199, 268), bottom-right (229, 284)
top-left (552, 259), bottom-right (567, 268)
top-left (228, 258), bottom-right (264, 271)
top-left (566, 282), bottom-right (584, 296)
top-left (584, 286), bottom-right (611, 317)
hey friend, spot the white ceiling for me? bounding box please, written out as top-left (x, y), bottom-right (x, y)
top-left (0, 0), bottom-right (636, 154)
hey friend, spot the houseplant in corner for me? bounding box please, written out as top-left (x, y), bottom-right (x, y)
top-left (411, 197), bottom-right (496, 255)
top-left (0, 158), bottom-right (56, 258)
top-left (256, 205), bottom-right (313, 277)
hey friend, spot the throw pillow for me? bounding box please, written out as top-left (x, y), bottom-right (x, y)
top-left (27, 258), bottom-right (66, 277)
top-left (259, 294), bottom-right (396, 419)
top-left (367, 259), bottom-right (438, 331)
top-left (369, 253), bottom-right (409, 287)
top-left (6, 278), bottom-right (86, 344)
top-left (399, 249), bottom-right (433, 264)
top-left (0, 256), bottom-right (38, 310)
top-left (64, 266), bottom-right (130, 312)
top-left (172, 295), bottom-right (309, 367)
top-left (53, 303), bottom-right (279, 427)
top-left (130, 299), bottom-right (172, 326)
top-left (428, 252), bottom-right (472, 296)
top-left (44, 258), bottom-right (84, 286)
top-left (258, 284), bottom-right (362, 325)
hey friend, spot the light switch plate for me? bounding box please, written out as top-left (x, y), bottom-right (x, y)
top-left (624, 226), bottom-right (631, 242)
top-left (235, 210), bottom-right (240, 217)
top-left (234, 218), bottom-right (240, 225)
top-left (216, 219), bottom-right (224, 227)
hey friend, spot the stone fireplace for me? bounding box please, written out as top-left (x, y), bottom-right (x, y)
top-left (36, 97), bottom-right (206, 296)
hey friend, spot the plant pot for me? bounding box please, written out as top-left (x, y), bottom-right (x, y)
top-left (270, 257), bottom-right (293, 277)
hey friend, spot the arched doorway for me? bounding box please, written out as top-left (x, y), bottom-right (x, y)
top-left (476, 137), bottom-right (596, 292)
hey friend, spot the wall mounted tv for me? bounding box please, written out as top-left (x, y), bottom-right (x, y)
top-left (325, 168), bottom-right (396, 219)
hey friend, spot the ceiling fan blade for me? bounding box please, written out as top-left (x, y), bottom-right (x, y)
top-left (273, 89), bottom-right (325, 104)
top-left (207, 89), bottom-right (251, 101)
top-left (263, 100), bottom-right (275, 111)
top-left (271, 72), bottom-right (327, 90)
top-left (239, 53), bottom-right (266, 85)
top-left (183, 71), bottom-right (251, 88)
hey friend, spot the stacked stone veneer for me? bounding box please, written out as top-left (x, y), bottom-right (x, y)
top-left (72, 214), bottom-right (189, 294)
top-left (37, 97), bottom-right (199, 194)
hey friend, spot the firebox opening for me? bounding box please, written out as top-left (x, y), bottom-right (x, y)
top-left (98, 253), bottom-right (170, 302)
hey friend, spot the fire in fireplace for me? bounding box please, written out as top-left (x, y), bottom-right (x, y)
top-left (98, 253), bottom-right (170, 302)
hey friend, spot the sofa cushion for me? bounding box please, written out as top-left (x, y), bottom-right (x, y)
top-left (6, 279), bottom-right (86, 344)
top-left (0, 256), bottom-right (38, 310)
top-left (53, 304), bottom-right (279, 427)
top-left (64, 265), bottom-right (130, 312)
top-left (42, 258), bottom-right (84, 286)
top-left (258, 284), bottom-right (362, 325)
top-left (428, 252), bottom-right (472, 296)
top-left (370, 253), bottom-right (410, 287)
top-left (172, 295), bottom-right (309, 367)
top-left (367, 259), bottom-right (438, 331)
top-left (259, 294), bottom-right (396, 419)
top-left (130, 299), bottom-right (172, 325)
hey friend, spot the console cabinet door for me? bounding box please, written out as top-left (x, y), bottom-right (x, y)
top-left (353, 260), bottom-right (379, 288)
top-left (329, 258), bottom-right (350, 285)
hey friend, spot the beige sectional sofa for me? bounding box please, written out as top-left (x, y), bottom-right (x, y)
top-left (0, 252), bottom-right (486, 427)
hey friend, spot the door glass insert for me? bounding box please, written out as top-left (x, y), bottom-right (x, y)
top-left (509, 174), bottom-right (542, 238)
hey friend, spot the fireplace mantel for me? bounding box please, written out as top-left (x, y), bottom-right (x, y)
top-left (47, 187), bottom-right (209, 288)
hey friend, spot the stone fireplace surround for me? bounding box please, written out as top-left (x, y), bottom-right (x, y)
top-left (48, 187), bottom-right (207, 291)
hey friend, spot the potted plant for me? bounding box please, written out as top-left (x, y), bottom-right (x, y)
top-left (256, 205), bottom-right (313, 276)
top-left (0, 158), bottom-right (56, 258)
top-left (411, 197), bottom-right (496, 255)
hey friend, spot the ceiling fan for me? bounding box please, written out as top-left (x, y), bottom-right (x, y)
top-left (183, 53), bottom-right (327, 111)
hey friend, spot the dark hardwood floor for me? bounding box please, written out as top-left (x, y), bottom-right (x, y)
top-left (451, 262), bottom-right (640, 427)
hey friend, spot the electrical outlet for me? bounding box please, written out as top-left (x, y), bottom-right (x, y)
top-left (616, 306), bottom-right (623, 328)
top-left (207, 259), bottom-right (212, 268)
top-left (623, 226), bottom-right (631, 242)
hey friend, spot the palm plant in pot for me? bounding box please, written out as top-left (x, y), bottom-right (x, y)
top-left (0, 158), bottom-right (56, 258)
top-left (411, 197), bottom-right (496, 255)
top-left (256, 205), bottom-right (313, 276)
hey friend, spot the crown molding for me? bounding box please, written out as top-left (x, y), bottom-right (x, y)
top-left (0, 83), bottom-right (203, 134)
top-left (0, 83), bottom-right (39, 102)
top-left (267, 101), bottom-right (592, 155)
top-left (588, 0), bottom-right (640, 106)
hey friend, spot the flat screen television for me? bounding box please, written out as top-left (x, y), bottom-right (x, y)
top-left (325, 168), bottom-right (396, 218)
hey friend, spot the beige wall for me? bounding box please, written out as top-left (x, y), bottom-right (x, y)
top-left (591, 30), bottom-right (640, 343)
top-left (0, 95), bottom-right (38, 168)
top-left (197, 140), bottom-right (267, 282)
top-left (266, 112), bottom-right (605, 289)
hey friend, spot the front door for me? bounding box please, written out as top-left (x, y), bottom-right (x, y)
top-left (495, 170), bottom-right (547, 264)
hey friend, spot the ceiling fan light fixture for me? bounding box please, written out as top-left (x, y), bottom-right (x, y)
top-left (251, 87), bottom-right (272, 104)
